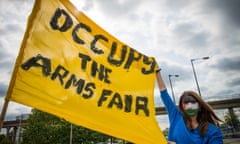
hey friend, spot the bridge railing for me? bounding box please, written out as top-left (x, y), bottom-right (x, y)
top-left (204, 93), bottom-right (240, 102)
top-left (154, 93), bottom-right (240, 107)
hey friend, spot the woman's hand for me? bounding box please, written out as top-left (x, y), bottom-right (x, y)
top-left (156, 69), bottom-right (166, 91)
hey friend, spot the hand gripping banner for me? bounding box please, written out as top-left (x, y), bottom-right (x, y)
top-left (6, 0), bottom-right (166, 143)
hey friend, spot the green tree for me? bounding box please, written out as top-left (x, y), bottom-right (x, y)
top-left (0, 134), bottom-right (13, 144)
top-left (21, 109), bottom-right (111, 144)
top-left (224, 108), bottom-right (240, 131)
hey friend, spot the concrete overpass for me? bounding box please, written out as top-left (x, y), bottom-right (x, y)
top-left (2, 120), bottom-right (27, 143)
top-left (155, 97), bottom-right (240, 115)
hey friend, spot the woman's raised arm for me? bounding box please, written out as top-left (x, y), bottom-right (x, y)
top-left (156, 70), bottom-right (167, 91)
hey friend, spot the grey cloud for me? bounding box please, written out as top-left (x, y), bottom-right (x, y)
top-left (0, 46), bottom-right (15, 69)
top-left (212, 57), bottom-right (240, 72)
top-left (1, 11), bottom-right (23, 23)
top-left (159, 60), bottom-right (192, 86)
top-left (2, 105), bottom-right (31, 121)
top-left (222, 30), bottom-right (240, 53)
top-left (0, 0), bottom-right (33, 22)
top-left (0, 60), bottom-right (14, 70)
top-left (228, 78), bottom-right (240, 87)
top-left (5, 113), bottom-right (29, 121)
top-left (164, 0), bottom-right (190, 11)
top-left (0, 83), bottom-right (8, 97)
top-left (187, 31), bottom-right (210, 48)
top-left (0, 51), bottom-right (15, 80)
top-left (5, 113), bottom-right (17, 121)
top-left (5, 23), bottom-right (23, 33)
top-left (0, 23), bottom-right (22, 37)
top-left (214, 89), bottom-right (238, 98)
top-left (204, 0), bottom-right (240, 28)
top-left (95, 0), bottom-right (142, 18)
top-left (172, 22), bottom-right (210, 51)
top-left (172, 23), bottom-right (195, 37)
top-left (0, 48), bottom-right (8, 60)
top-left (82, 0), bottom-right (94, 11)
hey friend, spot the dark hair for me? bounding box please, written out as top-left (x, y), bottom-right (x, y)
top-left (179, 90), bottom-right (222, 136)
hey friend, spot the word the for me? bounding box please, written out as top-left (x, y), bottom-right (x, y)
top-left (21, 54), bottom-right (150, 116)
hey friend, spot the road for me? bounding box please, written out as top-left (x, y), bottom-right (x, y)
top-left (223, 138), bottom-right (240, 144)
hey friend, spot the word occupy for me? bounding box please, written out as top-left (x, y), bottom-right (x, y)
top-left (50, 8), bottom-right (157, 75)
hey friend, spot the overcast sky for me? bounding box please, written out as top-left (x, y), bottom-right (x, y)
top-left (0, 0), bottom-right (240, 130)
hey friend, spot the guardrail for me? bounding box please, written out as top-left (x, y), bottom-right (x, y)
top-left (155, 98), bottom-right (240, 115)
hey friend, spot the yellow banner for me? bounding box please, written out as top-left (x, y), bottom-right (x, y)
top-left (6, 0), bottom-right (166, 143)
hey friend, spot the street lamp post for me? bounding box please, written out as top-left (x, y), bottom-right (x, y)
top-left (190, 56), bottom-right (210, 97)
top-left (168, 74), bottom-right (179, 104)
top-left (16, 114), bottom-right (28, 144)
top-left (70, 124), bottom-right (73, 144)
top-left (16, 115), bottom-right (23, 144)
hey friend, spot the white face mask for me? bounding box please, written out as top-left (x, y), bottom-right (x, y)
top-left (183, 102), bottom-right (199, 109)
top-left (182, 102), bottom-right (199, 116)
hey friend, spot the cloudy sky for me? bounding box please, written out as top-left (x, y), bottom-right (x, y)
top-left (0, 0), bottom-right (240, 130)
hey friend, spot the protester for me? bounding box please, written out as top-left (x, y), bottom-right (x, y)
top-left (156, 69), bottom-right (223, 144)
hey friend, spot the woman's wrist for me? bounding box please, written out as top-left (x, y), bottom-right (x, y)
top-left (156, 68), bottom-right (162, 73)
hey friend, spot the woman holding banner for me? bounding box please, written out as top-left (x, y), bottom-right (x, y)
top-left (156, 69), bottom-right (223, 144)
